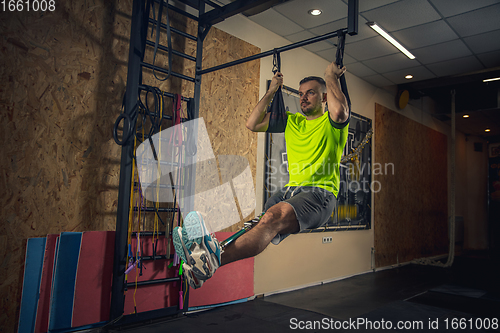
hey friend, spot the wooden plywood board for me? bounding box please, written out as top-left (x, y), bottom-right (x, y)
top-left (374, 104), bottom-right (448, 267)
top-left (1, 1), bottom-right (131, 328)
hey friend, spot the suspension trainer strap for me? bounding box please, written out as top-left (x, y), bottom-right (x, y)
top-left (335, 30), bottom-right (351, 110)
top-left (267, 50), bottom-right (287, 133)
top-left (152, 0), bottom-right (172, 81)
top-left (272, 49), bottom-right (281, 74)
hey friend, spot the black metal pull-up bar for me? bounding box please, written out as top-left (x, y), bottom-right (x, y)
top-left (197, 0), bottom-right (358, 76)
top-left (197, 28), bottom-right (350, 76)
top-left (111, 0), bottom-right (359, 323)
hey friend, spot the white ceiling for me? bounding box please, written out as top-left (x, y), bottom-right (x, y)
top-left (216, 0), bottom-right (500, 88)
top-left (199, 0), bottom-right (500, 138)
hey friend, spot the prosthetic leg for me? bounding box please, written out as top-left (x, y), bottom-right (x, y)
top-left (220, 213), bottom-right (264, 250)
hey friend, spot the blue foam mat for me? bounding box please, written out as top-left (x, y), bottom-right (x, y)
top-left (18, 237), bottom-right (46, 333)
top-left (48, 232), bottom-right (82, 331)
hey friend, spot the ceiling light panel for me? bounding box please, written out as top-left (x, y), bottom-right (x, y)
top-left (367, 23), bottom-right (415, 59)
top-left (274, 0), bottom-right (346, 29)
top-left (308, 9), bottom-right (322, 16)
top-left (483, 77), bottom-right (500, 82)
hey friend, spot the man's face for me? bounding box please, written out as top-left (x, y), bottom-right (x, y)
top-left (298, 80), bottom-right (325, 116)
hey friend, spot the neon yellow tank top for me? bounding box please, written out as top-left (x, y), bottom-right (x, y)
top-left (284, 111), bottom-right (348, 197)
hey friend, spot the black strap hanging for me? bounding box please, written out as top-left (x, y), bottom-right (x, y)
top-left (335, 30), bottom-right (352, 110)
top-left (266, 50), bottom-right (287, 133)
top-left (272, 49), bottom-right (281, 74)
top-left (151, 0), bottom-right (172, 81)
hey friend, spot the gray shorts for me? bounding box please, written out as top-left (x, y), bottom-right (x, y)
top-left (263, 186), bottom-right (336, 244)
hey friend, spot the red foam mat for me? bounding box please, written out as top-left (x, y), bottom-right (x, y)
top-left (35, 234), bottom-right (58, 333)
top-left (72, 231), bottom-right (115, 327)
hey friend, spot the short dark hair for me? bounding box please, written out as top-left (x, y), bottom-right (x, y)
top-left (299, 76), bottom-right (326, 93)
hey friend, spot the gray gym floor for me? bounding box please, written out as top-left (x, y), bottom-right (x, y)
top-left (104, 252), bottom-right (499, 333)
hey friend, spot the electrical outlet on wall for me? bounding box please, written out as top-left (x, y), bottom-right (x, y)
top-left (322, 236), bottom-right (332, 244)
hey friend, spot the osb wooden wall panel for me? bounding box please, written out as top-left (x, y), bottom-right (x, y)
top-left (198, 30), bottom-right (260, 232)
top-left (374, 103), bottom-right (448, 268)
top-left (0, 1), bottom-right (260, 331)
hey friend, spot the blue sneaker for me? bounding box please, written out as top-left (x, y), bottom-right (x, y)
top-left (173, 211), bottom-right (221, 287)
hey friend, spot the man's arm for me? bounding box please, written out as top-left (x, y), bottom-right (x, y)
top-left (324, 63), bottom-right (349, 124)
top-left (246, 72), bottom-right (283, 132)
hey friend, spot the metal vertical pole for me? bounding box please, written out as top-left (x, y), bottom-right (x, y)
top-left (183, 1), bottom-right (210, 214)
top-left (179, 0), bottom-right (210, 312)
top-left (347, 0), bottom-right (359, 36)
top-left (110, 0), bottom-right (148, 320)
top-left (193, 1), bottom-right (210, 120)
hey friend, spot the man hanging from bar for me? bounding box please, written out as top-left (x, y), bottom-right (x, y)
top-left (172, 60), bottom-right (350, 288)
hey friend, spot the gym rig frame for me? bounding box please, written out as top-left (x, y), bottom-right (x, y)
top-left (111, 0), bottom-right (359, 325)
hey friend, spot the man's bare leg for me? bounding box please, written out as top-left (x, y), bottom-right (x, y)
top-left (221, 202), bottom-right (299, 266)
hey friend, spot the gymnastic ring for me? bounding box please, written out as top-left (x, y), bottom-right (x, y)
top-left (113, 112), bottom-right (133, 146)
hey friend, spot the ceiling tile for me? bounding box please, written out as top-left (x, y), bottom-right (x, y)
top-left (274, 0), bottom-right (348, 29)
top-left (426, 56), bottom-right (484, 77)
top-left (428, 0), bottom-right (500, 18)
top-left (362, 74), bottom-right (395, 87)
top-left (383, 66), bottom-right (436, 84)
top-left (285, 30), bottom-right (316, 42)
top-left (340, 53), bottom-right (358, 65)
top-left (391, 20), bottom-right (458, 49)
top-left (346, 62), bottom-right (377, 77)
top-left (248, 8), bottom-right (304, 36)
top-left (412, 40), bottom-right (472, 64)
top-left (364, 53), bottom-right (419, 74)
top-left (343, 36), bottom-right (398, 61)
top-left (304, 41), bottom-right (336, 52)
top-left (446, 4), bottom-right (500, 37)
top-left (357, 0), bottom-right (401, 13)
top-left (316, 47), bottom-right (337, 62)
top-left (362, 0), bottom-right (442, 32)
top-left (316, 48), bottom-right (358, 64)
top-left (463, 29), bottom-right (500, 54)
top-left (309, 18), bottom-right (346, 35)
top-left (285, 30), bottom-right (334, 52)
top-left (309, 17), bottom-right (378, 44)
top-left (477, 50), bottom-right (500, 68)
